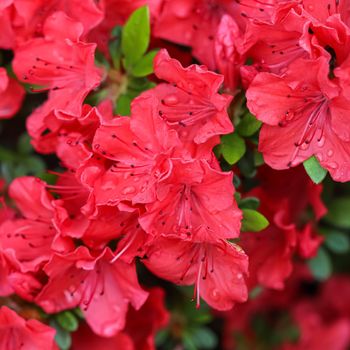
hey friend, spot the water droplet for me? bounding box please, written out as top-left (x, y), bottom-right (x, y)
top-left (308, 4), bottom-right (314, 11)
top-left (327, 149), bottom-right (334, 157)
top-left (317, 135), bottom-right (325, 147)
top-left (300, 142), bottom-right (310, 151)
top-left (122, 186), bottom-right (136, 195)
top-left (328, 161), bottom-right (338, 169)
top-left (211, 288), bottom-right (220, 300)
top-left (163, 94), bottom-right (179, 106)
top-left (316, 152), bottom-right (323, 161)
top-left (237, 273), bottom-right (243, 280)
top-left (101, 181), bottom-right (115, 191)
top-left (285, 110), bottom-right (294, 121)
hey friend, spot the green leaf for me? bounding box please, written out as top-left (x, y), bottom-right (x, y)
top-left (17, 134), bottom-right (32, 155)
top-left (131, 49), bottom-right (158, 77)
top-left (307, 247), bottom-right (332, 281)
top-left (249, 286), bottom-right (263, 299)
top-left (325, 231), bottom-right (350, 254)
top-left (127, 76), bottom-right (156, 94)
top-left (50, 320), bottom-right (72, 350)
top-left (155, 329), bottom-right (169, 346)
top-left (324, 197), bottom-right (350, 229)
top-left (116, 94), bottom-right (133, 115)
top-left (220, 133), bottom-right (246, 165)
top-left (109, 25), bottom-right (123, 70)
top-left (56, 311), bottom-right (79, 332)
top-left (72, 307), bottom-right (85, 319)
top-left (237, 151), bottom-right (257, 178)
top-left (237, 113), bottom-right (262, 137)
top-left (241, 209), bottom-right (269, 232)
top-left (303, 156), bottom-right (327, 184)
top-left (22, 156), bottom-right (46, 175)
top-left (122, 6), bottom-right (150, 69)
top-left (183, 332), bottom-right (198, 350)
top-left (239, 197), bottom-right (260, 210)
top-left (253, 150), bottom-right (264, 166)
top-left (191, 327), bottom-right (218, 349)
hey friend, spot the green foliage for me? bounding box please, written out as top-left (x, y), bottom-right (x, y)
top-left (249, 286), bottom-right (264, 299)
top-left (121, 6), bottom-right (150, 69)
top-left (50, 320), bottom-right (72, 350)
top-left (0, 133), bottom-right (46, 182)
top-left (303, 156), bottom-right (327, 184)
top-left (308, 247), bottom-right (332, 281)
top-left (116, 77), bottom-right (156, 115)
top-left (241, 209), bottom-right (269, 232)
top-left (219, 133), bottom-right (246, 165)
top-left (131, 49), bottom-right (159, 77)
top-left (324, 197), bottom-right (350, 229)
top-left (189, 327), bottom-right (218, 349)
top-left (325, 230), bottom-right (350, 254)
top-left (55, 311), bottom-right (79, 332)
top-left (239, 197), bottom-right (260, 210)
top-left (109, 25), bottom-right (123, 70)
top-left (237, 113), bottom-right (262, 137)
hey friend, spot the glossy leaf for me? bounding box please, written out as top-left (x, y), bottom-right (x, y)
top-left (241, 209), bottom-right (269, 232)
top-left (303, 156), bottom-right (327, 184)
top-left (122, 6), bottom-right (150, 68)
top-left (220, 133), bottom-right (246, 165)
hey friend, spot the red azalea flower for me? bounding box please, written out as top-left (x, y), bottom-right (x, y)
top-left (301, 0), bottom-right (350, 26)
top-left (12, 11), bottom-right (102, 121)
top-left (0, 68), bottom-right (25, 119)
top-left (71, 287), bottom-right (168, 350)
top-left (36, 246), bottom-right (148, 337)
top-left (139, 159), bottom-right (242, 242)
top-left (241, 6), bottom-right (310, 74)
top-left (144, 237), bottom-right (248, 310)
top-left (0, 177), bottom-right (73, 273)
top-left (282, 302), bottom-right (350, 350)
top-left (124, 287), bottom-right (170, 350)
top-left (147, 49), bottom-right (233, 151)
top-left (0, 306), bottom-right (58, 350)
top-left (153, 0), bottom-right (237, 69)
top-left (71, 323), bottom-right (134, 350)
top-left (11, 0), bottom-right (103, 43)
top-left (247, 56), bottom-right (350, 181)
top-left (88, 0), bottom-right (162, 55)
top-left (0, 1), bottom-right (16, 49)
top-left (92, 94), bottom-right (180, 205)
top-left (214, 15), bottom-right (246, 94)
top-left (241, 206), bottom-right (297, 290)
top-left (241, 165), bottom-right (325, 289)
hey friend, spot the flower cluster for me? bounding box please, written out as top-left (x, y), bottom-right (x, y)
top-left (1, 0), bottom-right (350, 349)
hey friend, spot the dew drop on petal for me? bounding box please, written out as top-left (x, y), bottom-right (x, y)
top-left (316, 152), bottom-right (323, 161)
top-left (327, 149), bottom-right (334, 157)
top-left (300, 142), bottom-right (310, 151)
top-left (328, 161), bottom-right (338, 169)
top-left (163, 94), bottom-right (179, 106)
top-left (122, 186), bottom-right (136, 195)
top-left (317, 135), bottom-right (325, 147)
top-left (211, 288), bottom-right (220, 300)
